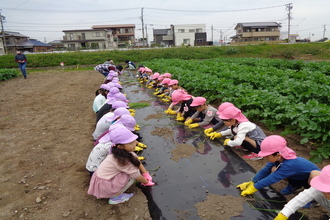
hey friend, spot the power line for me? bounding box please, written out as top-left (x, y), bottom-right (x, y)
top-left (2, 7), bottom-right (140, 13)
top-left (145, 5), bottom-right (285, 13)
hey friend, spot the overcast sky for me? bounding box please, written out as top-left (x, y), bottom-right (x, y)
top-left (1, 0), bottom-right (329, 43)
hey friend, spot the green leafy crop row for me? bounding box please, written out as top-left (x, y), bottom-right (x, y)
top-left (0, 69), bottom-right (20, 81)
top-left (142, 57), bottom-right (330, 163)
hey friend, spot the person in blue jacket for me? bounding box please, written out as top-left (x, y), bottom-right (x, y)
top-left (237, 135), bottom-right (320, 196)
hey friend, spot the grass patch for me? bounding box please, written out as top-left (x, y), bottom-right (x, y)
top-left (129, 102), bottom-right (150, 109)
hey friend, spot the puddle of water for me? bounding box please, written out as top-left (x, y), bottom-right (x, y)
top-left (122, 76), bottom-right (307, 220)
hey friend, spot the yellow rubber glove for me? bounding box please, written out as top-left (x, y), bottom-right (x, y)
top-left (137, 142), bottom-right (147, 148)
top-left (157, 94), bottom-right (165, 98)
top-left (236, 181), bottom-right (253, 191)
top-left (147, 85), bottom-right (153, 89)
top-left (153, 91), bottom-right (160, 95)
top-left (155, 88), bottom-right (159, 92)
top-left (241, 183), bottom-right (258, 197)
top-left (184, 119), bottom-right (193, 126)
top-left (176, 116), bottom-right (185, 121)
top-left (223, 139), bottom-right (230, 145)
top-left (210, 132), bottom-right (222, 140)
top-left (164, 108), bottom-right (177, 115)
top-left (128, 109), bottom-right (135, 113)
top-left (204, 127), bottom-right (214, 135)
top-left (161, 98), bottom-right (170, 103)
top-left (274, 213), bottom-right (288, 220)
top-left (138, 156), bottom-right (145, 161)
top-left (188, 123), bottom-right (199, 129)
top-left (134, 146), bottom-right (144, 152)
top-left (130, 112), bottom-right (135, 117)
top-left (134, 124), bottom-right (140, 131)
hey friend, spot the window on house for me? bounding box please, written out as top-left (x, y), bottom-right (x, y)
top-left (178, 29), bottom-right (185, 33)
top-left (108, 42), bottom-right (113, 47)
top-left (68, 44), bottom-right (75, 49)
top-left (183, 39), bottom-right (190, 44)
top-left (69, 33), bottom-right (74, 40)
top-left (120, 29), bottom-right (125, 34)
top-left (196, 28), bottom-right (202, 33)
top-left (189, 29), bottom-right (195, 33)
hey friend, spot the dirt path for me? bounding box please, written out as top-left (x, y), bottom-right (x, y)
top-left (0, 70), bottom-right (329, 220)
top-left (0, 70), bottom-right (150, 220)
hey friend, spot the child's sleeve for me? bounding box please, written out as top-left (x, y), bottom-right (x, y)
top-left (198, 109), bottom-right (216, 127)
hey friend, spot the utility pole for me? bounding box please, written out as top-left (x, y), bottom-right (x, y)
top-left (323, 24), bottom-right (326, 39)
top-left (140, 8), bottom-right (145, 47)
top-left (0, 10), bottom-right (7, 54)
top-left (286, 3), bottom-right (293, 42)
top-left (220, 30), bottom-right (223, 44)
top-left (211, 25), bottom-right (213, 42)
top-left (145, 24), bottom-right (149, 47)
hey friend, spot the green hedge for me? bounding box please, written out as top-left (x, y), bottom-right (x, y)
top-left (1, 42), bottom-right (330, 68)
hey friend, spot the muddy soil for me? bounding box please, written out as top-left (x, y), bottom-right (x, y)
top-left (0, 69), bottom-right (329, 220)
top-left (171, 144), bottom-right (196, 162)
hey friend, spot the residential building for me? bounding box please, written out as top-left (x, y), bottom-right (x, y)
top-left (2, 31), bottom-right (52, 53)
top-left (62, 24), bottom-right (135, 50)
top-left (153, 27), bottom-right (174, 46)
top-left (0, 36), bottom-right (4, 55)
top-left (153, 24), bottom-right (207, 47)
top-left (92, 24), bottom-right (135, 47)
top-left (62, 29), bottom-right (110, 50)
top-left (173, 24), bottom-right (206, 46)
top-left (48, 40), bottom-right (65, 50)
top-left (231, 22), bottom-right (281, 42)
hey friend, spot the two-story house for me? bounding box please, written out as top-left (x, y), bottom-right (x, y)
top-left (153, 24), bottom-right (207, 47)
top-left (231, 22), bottom-right (281, 42)
top-left (62, 24), bottom-right (135, 50)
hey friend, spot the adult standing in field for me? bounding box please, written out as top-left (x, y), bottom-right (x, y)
top-left (15, 50), bottom-right (28, 79)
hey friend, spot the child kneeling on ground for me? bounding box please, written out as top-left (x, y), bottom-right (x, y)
top-left (87, 125), bottom-right (154, 204)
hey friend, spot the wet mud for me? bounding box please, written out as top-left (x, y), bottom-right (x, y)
top-left (195, 194), bottom-right (244, 220)
top-left (171, 144), bottom-right (196, 162)
top-left (122, 76), bottom-right (308, 220)
top-left (145, 113), bottom-right (164, 121)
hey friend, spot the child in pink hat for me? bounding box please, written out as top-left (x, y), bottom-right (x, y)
top-left (170, 90), bottom-right (196, 121)
top-left (210, 106), bottom-right (267, 160)
top-left (275, 165), bottom-right (330, 220)
top-left (164, 79), bottom-right (186, 115)
top-left (88, 125), bottom-right (154, 204)
top-left (184, 97), bottom-right (221, 129)
top-left (204, 102), bottom-right (235, 136)
top-left (237, 135), bottom-right (320, 197)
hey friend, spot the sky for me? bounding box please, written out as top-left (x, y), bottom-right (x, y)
top-left (1, 0), bottom-right (329, 43)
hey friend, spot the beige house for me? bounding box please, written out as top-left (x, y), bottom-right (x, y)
top-left (0, 36), bottom-right (4, 55)
top-left (62, 24), bottom-right (135, 50)
top-left (231, 22), bottom-right (281, 42)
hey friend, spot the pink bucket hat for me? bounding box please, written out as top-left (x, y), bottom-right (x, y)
top-left (115, 93), bottom-right (128, 103)
top-left (106, 107), bottom-right (130, 122)
top-left (113, 82), bottom-right (122, 89)
top-left (109, 124), bottom-right (138, 145)
top-left (138, 67), bottom-right (145, 72)
top-left (111, 79), bottom-right (119, 83)
top-left (161, 78), bottom-right (171, 85)
top-left (219, 107), bottom-right (249, 122)
top-left (190, 97), bottom-right (207, 107)
top-left (310, 165), bottom-right (330, 192)
top-left (158, 75), bottom-right (164, 81)
top-left (216, 102), bottom-right (235, 115)
top-left (171, 90), bottom-right (192, 105)
top-left (114, 114), bottom-right (136, 131)
top-left (152, 72), bottom-right (160, 80)
top-left (112, 100), bottom-right (129, 109)
top-left (145, 68), bottom-right (152, 73)
top-left (258, 135), bottom-right (297, 159)
top-left (100, 84), bottom-right (110, 91)
top-left (108, 71), bottom-right (118, 77)
top-left (163, 73), bottom-right (172, 78)
top-left (168, 79), bottom-right (179, 86)
top-left (109, 87), bottom-right (120, 95)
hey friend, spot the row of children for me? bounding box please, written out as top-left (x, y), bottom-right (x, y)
top-left (136, 66), bottom-right (329, 219)
top-left (87, 65), bottom-right (155, 204)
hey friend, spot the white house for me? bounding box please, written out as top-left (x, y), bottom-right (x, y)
top-left (173, 24), bottom-right (206, 46)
